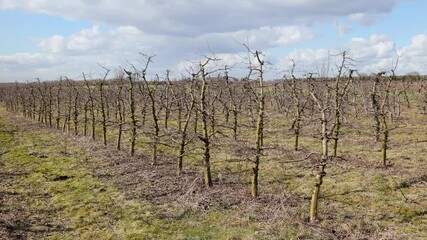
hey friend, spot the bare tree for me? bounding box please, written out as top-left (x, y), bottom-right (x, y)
top-left (308, 80), bottom-right (333, 222)
top-left (371, 72), bottom-right (384, 142)
top-left (124, 69), bottom-right (137, 156)
top-left (241, 45), bottom-right (266, 198)
top-left (287, 60), bottom-right (309, 151)
top-left (331, 52), bottom-right (353, 157)
top-left (137, 54), bottom-right (160, 165)
top-left (379, 71), bottom-right (394, 167)
top-left (84, 74), bottom-right (97, 140)
top-left (98, 66), bottom-right (111, 146)
top-left (168, 71), bottom-right (197, 175)
top-left (198, 57), bottom-right (218, 187)
top-left (72, 82), bottom-right (80, 135)
top-left (114, 75), bottom-right (126, 150)
top-left (55, 79), bottom-right (63, 130)
top-left (224, 65), bottom-right (242, 140)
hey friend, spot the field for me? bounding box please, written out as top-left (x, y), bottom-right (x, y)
top-left (1, 69), bottom-right (427, 239)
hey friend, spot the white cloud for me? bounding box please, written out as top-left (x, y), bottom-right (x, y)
top-left (268, 26), bottom-right (316, 45)
top-left (66, 26), bottom-right (106, 53)
top-left (1, 0), bottom-right (421, 81)
top-left (2, 32), bottom-right (427, 81)
top-left (0, 0), bottom-right (402, 36)
top-left (399, 34), bottom-right (427, 55)
top-left (38, 35), bottom-right (65, 54)
top-left (279, 34), bottom-right (427, 76)
top-left (190, 25), bottom-right (315, 52)
top-left (279, 49), bottom-right (331, 77)
top-left (22, 24), bottom-right (314, 76)
top-left (348, 13), bottom-right (376, 25)
top-left (397, 34), bottom-right (427, 74)
top-left (0, 52), bottom-right (62, 81)
top-left (348, 34), bottom-right (394, 59)
top-left (282, 49), bottom-right (329, 65)
top-left (0, 52), bottom-right (56, 67)
top-left (333, 22), bottom-right (352, 38)
top-left (35, 25), bottom-right (159, 56)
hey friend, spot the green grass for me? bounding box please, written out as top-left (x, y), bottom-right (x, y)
top-left (1, 111), bottom-right (290, 239)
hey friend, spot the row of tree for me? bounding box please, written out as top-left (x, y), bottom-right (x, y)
top-left (0, 51), bottom-right (425, 222)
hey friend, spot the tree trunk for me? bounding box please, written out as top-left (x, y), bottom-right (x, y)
top-left (381, 118), bottom-right (388, 167)
top-left (127, 72), bottom-right (137, 156)
top-left (200, 65), bottom-right (213, 188)
top-left (251, 50), bottom-right (265, 198)
top-left (99, 81), bottom-right (107, 146)
top-left (310, 110), bottom-right (328, 222)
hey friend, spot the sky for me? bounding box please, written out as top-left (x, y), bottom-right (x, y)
top-left (0, 0), bottom-right (426, 82)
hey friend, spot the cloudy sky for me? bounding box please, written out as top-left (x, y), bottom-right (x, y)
top-left (0, 0), bottom-right (426, 82)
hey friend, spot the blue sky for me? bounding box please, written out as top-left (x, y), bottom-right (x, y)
top-left (0, 9), bottom-right (92, 54)
top-left (0, 0), bottom-right (426, 82)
